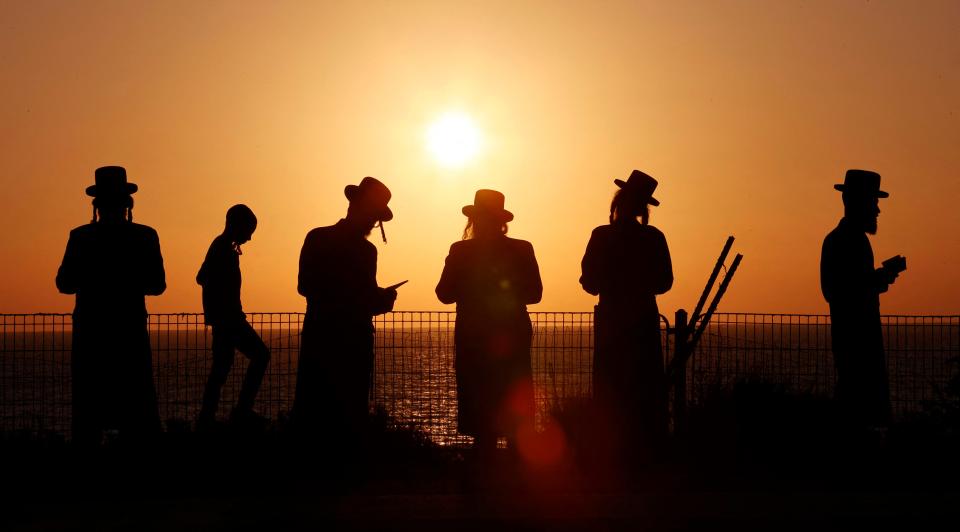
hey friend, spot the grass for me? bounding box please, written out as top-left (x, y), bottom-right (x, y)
top-left (8, 384), bottom-right (960, 530)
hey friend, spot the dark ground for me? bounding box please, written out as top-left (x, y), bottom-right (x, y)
top-left (5, 388), bottom-right (960, 531)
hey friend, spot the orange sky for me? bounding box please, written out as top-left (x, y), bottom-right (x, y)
top-left (1, 1), bottom-right (958, 315)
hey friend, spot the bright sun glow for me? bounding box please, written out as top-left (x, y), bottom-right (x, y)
top-left (426, 111), bottom-right (482, 168)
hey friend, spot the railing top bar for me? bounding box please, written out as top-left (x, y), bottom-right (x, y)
top-left (1, 311), bottom-right (958, 319)
top-left (0, 313), bottom-right (73, 317)
top-left (705, 312), bottom-right (960, 319)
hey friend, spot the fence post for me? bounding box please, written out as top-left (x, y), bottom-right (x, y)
top-left (672, 308), bottom-right (689, 433)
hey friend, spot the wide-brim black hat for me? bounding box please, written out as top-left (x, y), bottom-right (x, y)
top-left (86, 166), bottom-right (138, 197)
top-left (614, 169), bottom-right (660, 206)
top-left (462, 189), bottom-right (514, 222)
top-left (344, 176), bottom-right (393, 222)
top-left (834, 169), bottom-right (888, 198)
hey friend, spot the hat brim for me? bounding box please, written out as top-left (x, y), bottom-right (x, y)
top-left (86, 183), bottom-right (138, 197)
top-left (614, 179), bottom-right (660, 206)
top-left (834, 184), bottom-right (889, 198)
top-left (345, 185), bottom-right (393, 221)
top-left (462, 205), bottom-right (514, 223)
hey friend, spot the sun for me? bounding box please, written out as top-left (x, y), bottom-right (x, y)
top-left (426, 111), bottom-right (482, 168)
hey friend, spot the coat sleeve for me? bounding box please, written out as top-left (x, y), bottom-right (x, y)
top-left (820, 235), bottom-right (838, 304)
top-left (435, 244), bottom-right (460, 304)
top-left (821, 232), bottom-right (863, 305)
top-left (143, 229), bottom-right (166, 296)
top-left (363, 245), bottom-right (395, 316)
top-left (519, 241), bottom-right (543, 305)
top-left (196, 241), bottom-right (214, 286)
top-left (873, 268), bottom-right (891, 295)
top-left (579, 228), bottom-right (604, 296)
top-left (820, 231), bottom-right (885, 306)
top-left (55, 230), bottom-right (81, 295)
top-left (652, 229), bottom-right (674, 295)
top-left (297, 231), bottom-right (318, 299)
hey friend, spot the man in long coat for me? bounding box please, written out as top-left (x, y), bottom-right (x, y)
top-left (292, 177), bottom-right (397, 440)
top-left (821, 169), bottom-right (903, 428)
top-left (435, 189), bottom-right (543, 453)
top-left (56, 166), bottom-right (166, 446)
top-left (580, 169), bottom-right (673, 463)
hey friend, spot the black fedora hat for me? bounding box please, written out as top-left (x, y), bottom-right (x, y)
top-left (834, 169), bottom-right (888, 198)
top-left (614, 169), bottom-right (660, 206)
top-left (86, 166), bottom-right (138, 197)
top-left (462, 189), bottom-right (514, 223)
top-left (344, 176), bottom-right (393, 222)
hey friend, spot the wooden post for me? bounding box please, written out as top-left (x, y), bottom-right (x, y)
top-left (666, 239), bottom-right (744, 436)
top-left (690, 236), bottom-right (734, 326)
top-left (672, 309), bottom-right (689, 433)
top-left (689, 253), bottom-right (743, 351)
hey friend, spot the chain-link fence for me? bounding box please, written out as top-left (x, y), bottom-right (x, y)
top-left (2, 312), bottom-right (958, 443)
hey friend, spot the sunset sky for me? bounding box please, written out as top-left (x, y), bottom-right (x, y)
top-left (1, 0), bottom-right (958, 315)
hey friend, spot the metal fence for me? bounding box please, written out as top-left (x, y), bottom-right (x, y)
top-left (2, 312), bottom-right (958, 444)
top-left (689, 313), bottom-right (960, 415)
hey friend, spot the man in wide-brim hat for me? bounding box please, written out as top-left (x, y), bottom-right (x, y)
top-left (436, 189), bottom-right (542, 456)
top-left (56, 166), bottom-right (166, 446)
top-left (580, 169), bottom-right (673, 469)
top-left (292, 176), bottom-right (398, 443)
top-left (820, 169), bottom-right (904, 430)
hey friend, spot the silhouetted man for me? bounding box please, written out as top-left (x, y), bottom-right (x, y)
top-left (821, 169), bottom-right (904, 429)
top-left (196, 204), bottom-right (271, 429)
top-left (580, 169), bottom-right (673, 466)
top-left (292, 177), bottom-right (397, 441)
top-left (436, 189), bottom-right (543, 457)
top-left (56, 166), bottom-right (165, 446)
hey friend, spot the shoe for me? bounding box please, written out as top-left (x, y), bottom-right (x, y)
top-left (196, 415), bottom-right (219, 433)
top-left (229, 408), bottom-right (269, 429)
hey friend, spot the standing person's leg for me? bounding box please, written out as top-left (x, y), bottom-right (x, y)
top-left (475, 353), bottom-right (500, 461)
top-left (866, 329), bottom-right (892, 428)
top-left (636, 317), bottom-right (667, 459)
top-left (474, 428), bottom-right (499, 460)
top-left (71, 343), bottom-right (100, 448)
top-left (292, 315), bottom-right (334, 440)
top-left (346, 330), bottom-right (374, 440)
top-left (834, 348), bottom-right (868, 429)
top-left (591, 309), bottom-right (621, 473)
top-left (861, 352), bottom-right (892, 429)
top-left (232, 319), bottom-right (270, 416)
top-left (501, 327), bottom-right (535, 457)
top-left (597, 311), bottom-right (638, 464)
top-left (290, 318), bottom-right (314, 428)
top-left (199, 325), bottom-right (236, 425)
top-left (128, 325), bottom-right (162, 440)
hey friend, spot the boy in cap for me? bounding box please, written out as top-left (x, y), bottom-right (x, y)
top-left (197, 204), bottom-right (271, 429)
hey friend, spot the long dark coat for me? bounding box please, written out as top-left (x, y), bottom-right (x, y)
top-left (56, 222), bottom-right (165, 442)
top-left (821, 217), bottom-right (892, 425)
top-left (436, 236), bottom-right (542, 439)
top-left (293, 219), bottom-right (395, 435)
top-left (580, 221), bottom-right (673, 448)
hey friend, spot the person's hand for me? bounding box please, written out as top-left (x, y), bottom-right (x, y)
top-left (385, 288), bottom-right (398, 311)
top-left (881, 255), bottom-right (906, 284)
top-left (879, 266), bottom-right (899, 285)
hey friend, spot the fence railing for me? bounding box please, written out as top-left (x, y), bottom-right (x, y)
top-left (2, 312), bottom-right (958, 444)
